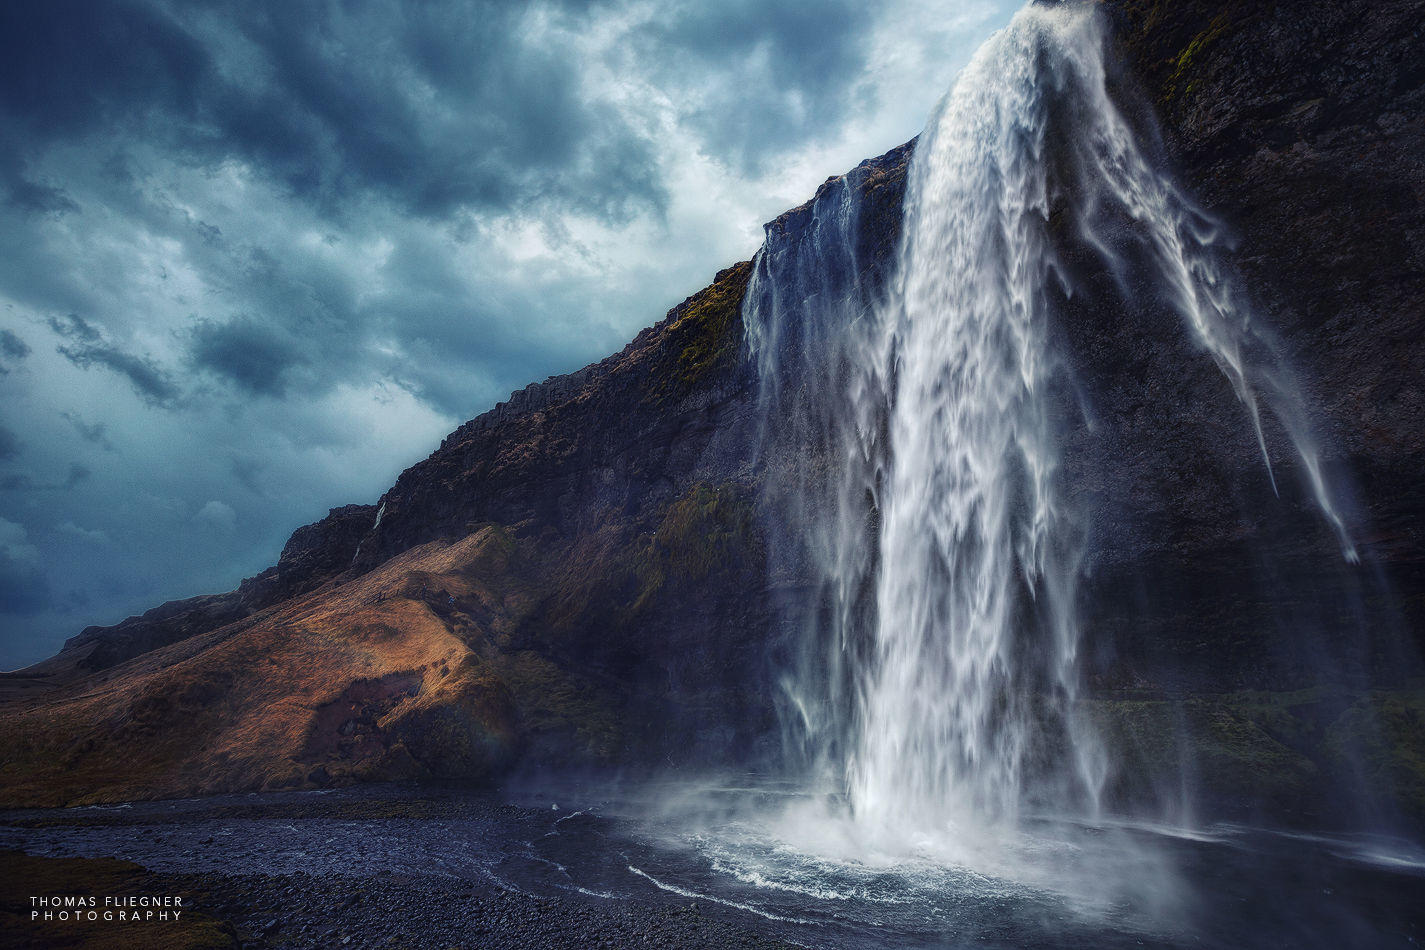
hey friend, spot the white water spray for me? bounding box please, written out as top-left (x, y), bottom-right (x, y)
top-left (746, 2), bottom-right (1358, 845)
top-left (850, 7), bottom-right (1086, 833)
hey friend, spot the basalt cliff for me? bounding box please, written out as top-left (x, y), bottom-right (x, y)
top-left (2, 0), bottom-right (1422, 825)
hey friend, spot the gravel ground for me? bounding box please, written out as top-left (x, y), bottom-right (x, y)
top-left (178, 869), bottom-right (800, 949)
top-left (2, 787), bottom-right (805, 949)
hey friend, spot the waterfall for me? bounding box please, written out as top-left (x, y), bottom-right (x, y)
top-left (850, 9), bottom-right (1086, 831)
top-left (746, 2), bottom-right (1359, 842)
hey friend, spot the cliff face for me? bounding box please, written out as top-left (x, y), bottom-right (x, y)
top-left (1070, 0), bottom-right (1425, 681)
top-left (0, 1), bottom-right (1420, 820)
top-left (1077, 0), bottom-right (1425, 820)
top-left (0, 148), bottom-right (913, 806)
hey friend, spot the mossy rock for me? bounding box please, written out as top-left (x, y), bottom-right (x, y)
top-left (1090, 692), bottom-right (1321, 815)
top-left (644, 261), bottom-right (753, 404)
top-left (1323, 690), bottom-right (1425, 824)
top-left (1163, 11), bottom-right (1234, 105)
top-left (1091, 685), bottom-right (1425, 824)
top-left (493, 649), bottom-right (623, 762)
top-left (1191, 702), bottom-right (1320, 805)
top-left (631, 481), bottom-right (760, 614)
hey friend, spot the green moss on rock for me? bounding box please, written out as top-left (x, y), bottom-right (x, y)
top-left (1164, 12), bottom-right (1232, 105)
top-left (1324, 690), bottom-right (1425, 824)
top-left (493, 649), bottom-right (622, 762)
top-left (631, 481), bottom-right (759, 614)
top-left (1091, 685), bottom-right (1425, 823)
top-left (1107, 1), bottom-right (1251, 111)
top-left (645, 261), bottom-right (753, 404)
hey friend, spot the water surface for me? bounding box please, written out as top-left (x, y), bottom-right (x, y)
top-left (4, 782), bottom-right (1421, 949)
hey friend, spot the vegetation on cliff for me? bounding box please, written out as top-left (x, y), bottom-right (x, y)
top-left (643, 260), bottom-right (753, 404)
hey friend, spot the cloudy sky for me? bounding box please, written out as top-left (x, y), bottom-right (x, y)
top-left (0, 0), bottom-right (1016, 669)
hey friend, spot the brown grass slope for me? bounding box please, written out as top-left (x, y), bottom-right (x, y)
top-left (0, 259), bottom-right (805, 807)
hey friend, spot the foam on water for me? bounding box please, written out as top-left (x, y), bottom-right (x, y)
top-left (627, 865), bottom-right (817, 925)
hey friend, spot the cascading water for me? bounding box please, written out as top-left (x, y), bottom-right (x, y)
top-left (848, 11), bottom-right (1090, 833)
top-left (745, 2), bottom-right (1360, 845)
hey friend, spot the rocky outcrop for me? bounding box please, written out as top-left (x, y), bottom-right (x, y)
top-left (30, 503), bottom-right (379, 679)
top-left (1083, 0), bottom-right (1425, 681)
top-left (1073, 0), bottom-right (1425, 824)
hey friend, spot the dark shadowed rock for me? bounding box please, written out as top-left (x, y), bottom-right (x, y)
top-left (12, 503), bottom-right (380, 681)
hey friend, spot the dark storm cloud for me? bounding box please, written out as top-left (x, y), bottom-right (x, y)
top-left (0, 0), bottom-right (666, 224)
top-left (47, 313), bottom-right (180, 407)
top-left (0, 329), bottom-right (30, 360)
top-left (0, 0), bottom-right (884, 227)
top-left (215, 0), bottom-right (667, 221)
top-left (1, 163), bottom-right (80, 217)
top-left (189, 317), bottom-right (308, 397)
top-left (0, 0), bottom-right (207, 137)
top-left (639, 0), bottom-right (878, 173)
top-left (167, 225), bottom-right (372, 402)
top-left (184, 218), bottom-right (606, 417)
top-left (58, 341), bottom-right (181, 408)
top-left (0, 557), bottom-right (50, 616)
top-left (0, 328), bottom-right (28, 375)
top-left (57, 343), bottom-right (181, 407)
top-left (0, 0), bottom-right (891, 422)
top-left (0, 424), bottom-right (19, 462)
top-left (60, 413), bottom-right (116, 452)
top-left (47, 314), bottom-right (101, 343)
top-left (1, 0), bottom-right (672, 419)
top-left (0, 518), bottom-right (49, 616)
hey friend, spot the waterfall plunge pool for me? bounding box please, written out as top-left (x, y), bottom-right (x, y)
top-left (4, 780), bottom-right (1422, 949)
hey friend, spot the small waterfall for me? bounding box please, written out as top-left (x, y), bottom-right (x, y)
top-left (746, 2), bottom-right (1359, 842)
top-left (744, 164), bottom-right (894, 787)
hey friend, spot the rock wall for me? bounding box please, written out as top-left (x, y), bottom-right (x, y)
top-left (1074, 0), bottom-right (1425, 824)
